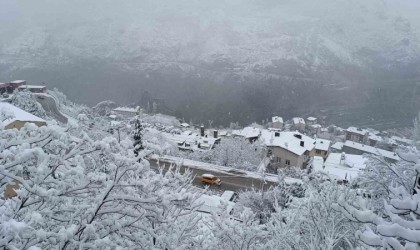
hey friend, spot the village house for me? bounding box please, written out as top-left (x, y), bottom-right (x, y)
top-left (342, 140), bottom-right (399, 163)
top-left (18, 85), bottom-right (47, 93)
top-left (271, 116), bottom-right (284, 130)
top-left (345, 127), bottom-right (383, 146)
top-left (311, 152), bottom-right (367, 183)
top-left (112, 107), bottom-right (139, 117)
top-left (314, 138), bottom-right (331, 159)
top-left (308, 124), bottom-right (322, 135)
top-left (260, 130), bottom-right (315, 170)
top-left (292, 117), bottom-right (306, 132)
top-left (232, 127), bottom-right (261, 143)
top-left (0, 102), bottom-right (47, 130)
top-left (306, 116), bottom-right (317, 126)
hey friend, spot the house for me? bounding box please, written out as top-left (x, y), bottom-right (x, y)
top-left (0, 83), bottom-right (9, 94)
top-left (232, 127), bottom-right (261, 143)
top-left (314, 139), bottom-right (331, 159)
top-left (113, 107), bottom-right (139, 117)
top-left (389, 136), bottom-right (412, 147)
top-left (292, 117), bottom-right (306, 132)
top-left (311, 153), bottom-right (367, 182)
top-left (331, 142), bottom-right (344, 153)
top-left (271, 116), bottom-right (284, 130)
top-left (8, 80), bottom-right (26, 92)
top-left (260, 130), bottom-right (315, 169)
top-left (17, 85), bottom-right (47, 93)
top-left (342, 141), bottom-right (399, 163)
top-left (308, 124), bottom-right (322, 135)
top-left (345, 127), bottom-right (383, 146)
top-left (306, 117), bottom-right (317, 126)
top-left (179, 122), bottom-right (190, 128)
top-left (0, 102), bottom-right (46, 130)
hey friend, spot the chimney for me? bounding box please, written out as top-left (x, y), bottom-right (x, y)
top-left (200, 126), bottom-right (205, 137)
top-left (300, 141), bottom-right (304, 147)
top-left (340, 152), bottom-right (346, 164)
top-left (213, 130), bottom-right (218, 138)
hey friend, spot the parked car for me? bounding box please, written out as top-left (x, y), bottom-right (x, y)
top-left (200, 174), bottom-right (221, 186)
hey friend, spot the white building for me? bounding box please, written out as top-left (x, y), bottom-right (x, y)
top-left (342, 141), bottom-right (399, 162)
top-left (306, 117), bottom-right (317, 125)
top-left (271, 116), bottom-right (284, 130)
top-left (312, 153), bottom-right (367, 182)
top-left (292, 117), bottom-right (306, 132)
top-left (260, 130), bottom-right (315, 169)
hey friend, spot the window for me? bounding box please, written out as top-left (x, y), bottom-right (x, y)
top-left (285, 159), bottom-right (290, 165)
top-left (316, 150), bottom-right (321, 154)
top-left (275, 157), bottom-right (281, 163)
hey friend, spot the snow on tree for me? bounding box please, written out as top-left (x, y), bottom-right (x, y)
top-left (335, 150), bottom-right (420, 249)
top-left (0, 122), bottom-right (202, 249)
top-left (354, 149), bottom-right (416, 207)
top-left (237, 185), bottom-right (292, 224)
top-left (205, 208), bottom-right (268, 250)
top-left (133, 116), bottom-right (144, 157)
top-left (9, 91), bottom-right (46, 118)
top-left (210, 137), bottom-right (262, 171)
top-left (93, 100), bottom-right (117, 116)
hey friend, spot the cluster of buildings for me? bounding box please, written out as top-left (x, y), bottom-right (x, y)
top-left (0, 80), bottom-right (47, 94)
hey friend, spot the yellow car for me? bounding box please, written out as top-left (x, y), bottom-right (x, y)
top-left (200, 174), bottom-right (221, 186)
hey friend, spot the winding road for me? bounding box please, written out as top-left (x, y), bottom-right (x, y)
top-left (35, 94), bottom-right (68, 124)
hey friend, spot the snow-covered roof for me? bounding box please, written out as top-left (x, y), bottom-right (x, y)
top-left (0, 83), bottom-right (8, 87)
top-left (315, 139), bottom-right (331, 151)
top-left (312, 153), bottom-right (367, 181)
top-left (368, 133), bottom-right (383, 142)
top-left (113, 107), bottom-right (138, 113)
top-left (347, 127), bottom-right (368, 136)
top-left (390, 136), bottom-right (412, 145)
top-left (260, 130), bottom-right (315, 156)
top-left (272, 116), bottom-right (283, 123)
top-left (307, 117), bottom-right (317, 121)
top-left (310, 124), bottom-right (322, 129)
top-left (292, 117), bottom-right (305, 125)
top-left (331, 142), bottom-right (344, 151)
top-left (18, 85), bottom-right (46, 89)
top-left (180, 122), bottom-right (190, 127)
top-left (343, 141), bottom-right (399, 161)
top-left (10, 80), bottom-right (26, 84)
top-left (232, 127), bottom-right (261, 139)
top-left (0, 102), bottom-right (45, 126)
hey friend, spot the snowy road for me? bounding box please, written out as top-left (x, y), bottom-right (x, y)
top-left (35, 94), bottom-right (68, 123)
top-left (148, 159), bottom-right (278, 192)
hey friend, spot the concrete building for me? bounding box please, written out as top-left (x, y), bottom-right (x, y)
top-left (18, 85), bottom-right (47, 93)
top-left (311, 153), bottom-right (367, 182)
top-left (0, 102), bottom-right (46, 130)
top-left (342, 141), bottom-right (399, 163)
top-left (271, 116), bottom-right (284, 130)
top-left (314, 138), bottom-right (331, 160)
top-left (232, 127), bottom-right (261, 143)
top-left (113, 107), bottom-right (139, 117)
top-left (292, 117), bottom-right (306, 132)
top-left (346, 127), bottom-right (383, 146)
top-left (261, 130), bottom-right (315, 170)
top-left (306, 116), bottom-right (317, 126)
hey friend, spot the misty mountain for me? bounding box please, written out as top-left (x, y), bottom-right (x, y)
top-left (1, 0), bottom-right (420, 127)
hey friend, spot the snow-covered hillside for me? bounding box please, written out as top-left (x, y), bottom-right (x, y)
top-left (0, 0), bottom-right (419, 76)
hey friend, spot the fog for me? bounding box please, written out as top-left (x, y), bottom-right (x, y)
top-left (1, 0), bottom-right (420, 128)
